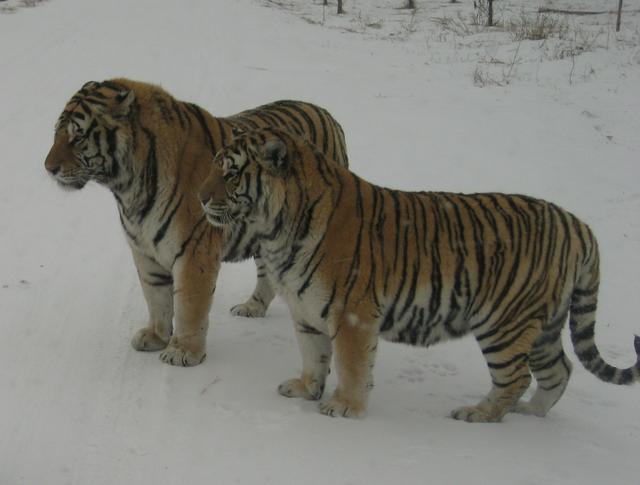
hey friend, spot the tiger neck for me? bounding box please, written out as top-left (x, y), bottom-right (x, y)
top-left (109, 118), bottom-right (192, 228)
top-left (258, 183), bottom-right (340, 282)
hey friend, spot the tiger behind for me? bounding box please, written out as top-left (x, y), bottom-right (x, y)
top-left (44, 79), bottom-right (348, 366)
top-left (198, 127), bottom-right (640, 421)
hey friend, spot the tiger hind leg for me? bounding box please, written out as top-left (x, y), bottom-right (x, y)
top-left (451, 321), bottom-right (540, 423)
top-left (230, 256), bottom-right (275, 318)
top-left (512, 327), bottom-right (572, 417)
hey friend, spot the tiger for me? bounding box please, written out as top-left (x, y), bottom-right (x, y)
top-left (44, 79), bottom-right (348, 366)
top-left (198, 127), bottom-right (640, 421)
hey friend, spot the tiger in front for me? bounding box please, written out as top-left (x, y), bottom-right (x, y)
top-left (198, 127), bottom-right (640, 421)
top-left (44, 79), bottom-right (348, 366)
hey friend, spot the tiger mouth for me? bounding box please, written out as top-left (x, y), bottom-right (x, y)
top-left (203, 209), bottom-right (235, 227)
top-left (55, 178), bottom-right (87, 190)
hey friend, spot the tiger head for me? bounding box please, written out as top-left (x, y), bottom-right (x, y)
top-left (44, 80), bottom-right (136, 190)
top-left (199, 129), bottom-right (295, 228)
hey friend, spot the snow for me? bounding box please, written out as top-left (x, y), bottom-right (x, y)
top-left (1, 0), bottom-right (639, 483)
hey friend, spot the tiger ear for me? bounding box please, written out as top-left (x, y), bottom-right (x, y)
top-left (260, 137), bottom-right (289, 175)
top-left (81, 81), bottom-right (99, 92)
top-left (112, 89), bottom-right (135, 119)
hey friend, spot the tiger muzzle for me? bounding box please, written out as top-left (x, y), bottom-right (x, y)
top-left (44, 138), bottom-right (73, 177)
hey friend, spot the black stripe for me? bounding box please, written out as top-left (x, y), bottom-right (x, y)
top-left (105, 127), bottom-right (119, 178)
top-left (343, 175), bottom-right (365, 303)
top-left (171, 99), bottom-right (186, 129)
top-left (305, 103), bottom-right (330, 155)
top-left (487, 353), bottom-right (528, 370)
top-left (482, 325), bottom-right (532, 355)
top-left (380, 211), bottom-right (411, 334)
top-left (571, 322), bottom-right (595, 343)
top-left (492, 373), bottom-right (531, 388)
top-left (297, 257), bottom-right (322, 297)
top-left (277, 101), bottom-right (317, 143)
top-left (186, 103), bottom-right (216, 152)
top-left (145, 272), bottom-right (173, 287)
top-left (530, 351), bottom-right (566, 372)
top-left (153, 194), bottom-right (184, 246)
top-left (539, 381), bottom-right (566, 391)
top-left (617, 368), bottom-right (634, 385)
top-left (297, 321), bottom-right (323, 335)
top-left (571, 214), bottom-right (588, 260)
top-left (321, 283), bottom-right (337, 320)
top-left (83, 118), bottom-right (98, 140)
top-left (99, 80), bottom-right (126, 92)
top-left (575, 344), bottom-right (598, 362)
top-left (173, 215), bottom-right (207, 263)
top-left (573, 286), bottom-right (598, 297)
top-left (137, 126), bottom-right (158, 222)
top-left (231, 115), bottom-right (261, 131)
top-left (597, 365), bottom-right (616, 382)
top-left (389, 190), bottom-right (402, 277)
top-left (265, 106), bottom-right (305, 135)
top-left (571, 303), bottom-right (597, 315)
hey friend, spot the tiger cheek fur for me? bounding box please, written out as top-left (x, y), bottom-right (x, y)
top-left (207, 127), bottom-right (640, 419)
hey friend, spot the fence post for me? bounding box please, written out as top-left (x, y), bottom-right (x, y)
top-left (487, 0), bottom-right (494, 26)
top-left (616, 0), bottom-right (623, 32)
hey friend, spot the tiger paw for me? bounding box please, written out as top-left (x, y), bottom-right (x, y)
top-left (318, 395), bottom-right (365, 418)
top-left (278, 377), bottom-right (324, 400)
top-left (158, 338), bottom-right (206, 367)
top-left (131, 327), bottom-right (169, 352)
top-left (450, 405), bottom-right (500, 423)
top-left (230, 300), bottom-right (267, 318)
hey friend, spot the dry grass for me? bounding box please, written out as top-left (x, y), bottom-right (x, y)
top-left (473, 41), bottom-right (522, 87)
top-left (505, 12), bottom-right (569, 41)
top-left (431, 11), bottom-right (486, 36)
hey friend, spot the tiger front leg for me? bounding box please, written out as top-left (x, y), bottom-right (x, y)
top-left (130, 250), bottom-right (173, 352)
top-left (230, 255), bottom-right (276, 318)
top-left (278, 318), bottom-right (332, 400)
top-left (319, 317), bottom-right (378, 418)
top-left (158, 246), bottom-right (219, 367)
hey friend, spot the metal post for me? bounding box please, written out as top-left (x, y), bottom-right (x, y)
top-left (616, 0), bottom-right (623, 32)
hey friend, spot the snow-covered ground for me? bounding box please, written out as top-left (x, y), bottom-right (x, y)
top-left (1, 0), bottom-right (639, 483)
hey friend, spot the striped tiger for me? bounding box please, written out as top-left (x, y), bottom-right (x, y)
top-left (44, 79), bottom-right (348, 366)
top-left (198, 127), bottom-right (640, 420)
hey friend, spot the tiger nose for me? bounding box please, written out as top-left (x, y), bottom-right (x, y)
top-left (47, 165), bottom-right (60, 176)
top-left (198, 187), bottom-right (213, 206)
top-left (44, 141), bottom-right (65, 176)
